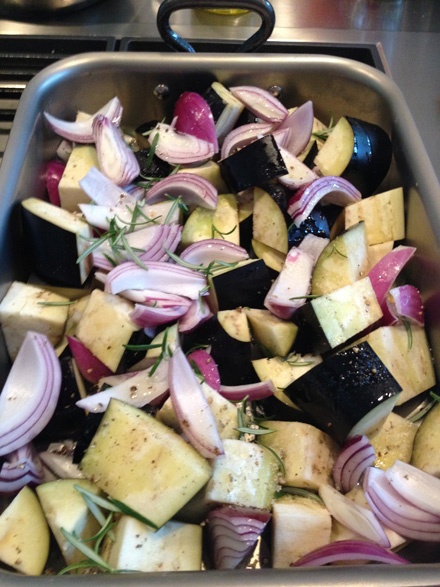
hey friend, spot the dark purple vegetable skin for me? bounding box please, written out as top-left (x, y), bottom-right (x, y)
top-left (283, 342), bottom-right (402, 444)
top-left (342, 116), bottom-right (393, 197)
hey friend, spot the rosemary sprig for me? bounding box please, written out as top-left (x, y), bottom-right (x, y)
top-left (165, 248), bottom-right (238, 278)
top-left (312, 115), bottom-right (335, 142)
top-left (164, 195), bottom-right (189, 224)
top-left (124, 326), bottom-right (173, 376)
top-left (282, 353), bottom-right (315, 367)
top-left (37, 300), bottom-right (76, 306)
top-left (275, 486), bottom-right (323, 503)
top-left (402, 317), bottom-right (413, 350)
top-left (211, 222), bottom-right (237, 239)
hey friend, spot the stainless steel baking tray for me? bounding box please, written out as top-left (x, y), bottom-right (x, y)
top-left (0, 52), bottom-right (440, 586)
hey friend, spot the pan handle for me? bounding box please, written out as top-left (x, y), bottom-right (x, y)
top-left (156, 0), bottom-right (275, 53)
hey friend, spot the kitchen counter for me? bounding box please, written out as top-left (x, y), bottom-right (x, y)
top-left (0, 0), bottom-right (439, 179)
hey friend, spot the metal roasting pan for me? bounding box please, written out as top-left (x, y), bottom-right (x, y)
top-left (0, 51), bottom-right (440, 585)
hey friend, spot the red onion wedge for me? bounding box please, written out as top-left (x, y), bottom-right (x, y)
top-left (76, 359), bottom-right (169, 413)
top-left (363, 466), bottom-right (440, 541)
top-left (105, 260), bottom-right (207, 300)
top-left (386, 284), bottom-right (425, 327)
top-left (178, 297), bottom-right (213, 333)
top-left (67, 336), bottom-right (113, 384)
top-left (144, 173), bottom-right (218, 210)
top-left (384, 460), bottom-right (440, 518)
top-left (180, 239), bottom-right (249, 266)
top-left (220, 122), bottom-right (274, 159)
top-left (44, 96), bottom-right (123, 143)
top-left (207, 506), bottom-right (271, 570)
top-left (187, 349), bottom-right (221, 392)
top-left (122, 289), bottom-right (192, 309)
top-left (93, 114), bottom-right (140, 186)
top-left (368, 246), bottom-right (416, 307)
top-left (277, 101), bottom-right (315, 156)
top-left (79, 166), bottom-right (135, 207)
top-left (0, 331), bottom-right (61, 457)
top-left (148, 122), bottom-right (216, 165)
top-left (0, 444), bottom-right (45, 493)
top-left (91, 224), bottom-right (182, 271)
top-left (292, 539), bottom-right (409, 567)
top-left (173, 91), bottom-right (219, 152)
top-left (279, 147), bottom-right (319, 189)
top-left (45, 159), bottom-right (65, 207)
top-left (219, 380), bottom-right (275, 402)
top-left (230, 86), bottom-right (288, 124)
top-left (287, 176), bottom-right (362, 227)
top-left (333, 435), bottom-right (376, 494)
top-left (169, 347), bottom-right (224, 458)
top-left (130, 303), bottom-right (189, 329)
top-left (264, 247), bottom-right (314, 319)
top-left (318, 484), bottom-right (390, 547)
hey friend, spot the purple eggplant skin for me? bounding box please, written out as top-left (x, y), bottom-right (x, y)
top-left (181, 316), bottom-right (260, 386)
top-left (291, 301), bottom-right (333, 355)
top-left (219, 135), bottom-right (288, 193)
top-left (210, 259), bottom-right (272, 311)
top-left (288, 208), bottom-right (330, 248)
top-left (283, 342), bottom-right (402, 444)
top-left (342, 116), bottom-right (393, 197)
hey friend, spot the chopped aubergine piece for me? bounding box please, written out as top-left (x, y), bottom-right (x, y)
top-left (311, 221), bottom-right (370, 296)
top-left (288, 208), bottom-right (330, 249)
top-left (35, 348), bottom-right (87, 443)
top-left (57, 145), bottom-right (99, 212)
top-left (271, 495), bottom-right (332, 568)
top-left (134, 147), bottom-right (173, 180)
top-left (21, 197), bottom-right (93, 288)
top-left (292, 276), bottom-right (382, 355)
top-left (411, 402), bottom-right (440, 476)
top-left (208, 259), bottom-right (272, 312)
top-left (368, 412), bottom-right (418, 470)
top-left (252, 187), bottom-right (289, 254)
top-left (258, 420), bottom-right (338, 490)
top-left (313, 115), bottom-right (392, 197)
top-left (80, 399), bottom-right (212, 529)
top-left (181, 315), bottom-right (260, 386)
top-left (203, 81), bottom-right (244, 142)
top-left (283, 341), bottom-right (402, 444)
top-left (219, 135), bottom-right (288, 194)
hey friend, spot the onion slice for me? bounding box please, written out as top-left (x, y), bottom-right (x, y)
top-left (173, 91), bottom-right (219, 152)
top-left (145, 173), bottom-right (218, 210)
top-left (368, 246), bottom-right (416, 307)
top-left (333, 435), bottom-right (376, 493)
top-left (287, 176), bottom-right (361, 227)
top-left (207, 506), bottom-right (271, 570)
top-left (149, 122), bottom-right (216, 165)
top-left (130, 303), bottom-right (189, 329)
top-left (178, 298), bottom-right (213, 333)
top-left (220, 122), bottom-right (274, 159)
top-left (386, 284), bottom-right (425, 327)
top-left (219, 380), bottom-right (275, 402)
top-left (44, 96), bottom-right (123, 143)
top-left (0, 331), bottom-right (62, 456)
top-left (93, 115), bottom-right (140, 186)
top-left (105, 260), bottom-right (207, 300)
top-left (277, 101), bottom-right (315, 156)
top-left (169, 347), bottom-right (223, 458)
top-left (230, 86), bottom-right (288, 124)
top-left (318, 484), bottom-right (390, 547)
top-left (0, 443), bottom-right (45, 493)
top-left (292, 539), bottom-right (409, 567)
top-left (45, 159), bottom-right (65, 207)
top-left (67, 336), bottom-right (113, 384)
top-left (180, 239), bottom-right (249, 266)
top-left (187, 349), bottom-right (221, 392)
top-left (76, 360), bottom-right (169, 413)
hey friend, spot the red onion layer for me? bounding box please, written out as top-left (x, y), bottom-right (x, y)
top-left (187, 349), bottom-right (221, 392)
top-left (44, 96), bottom-right (123, 143)
top-left (219, 380), bottom-right (275, 402)
top-left (368, 246), bottom-right (416, 308)
top-left (230, 86), bottom-right (288, 124)
top-left (45, 159), bottom-right (65, 207)
top-left (333, 435), bottom-right (376, 493)
top-left (149, 122), bottom-right (216, 165)
top-left (178, 298), bottom-right (213, 333)
top-left (207, 505), bottom-right (271, 570)
top-left (180, 239), bottom-right (249, 266)
top-left (145, 173), bottom-right (218, 210)
top-left (0, 331), bottom-right (61, 457)
top-left (67, 336), bottom-right (114, 384)
top-left (173, 91), bottom-right (219, 152)
top-left (292, 539), bottom-right (409, 567)
top-left (386, 284), bottom-right (425, 327)
top-left (0, 444), bottom-right (45, 494)
top-left (277, 100), bottom-right (315, 156)
top-left (169, 347), bottom-right (224, 458)
top-left (221, 122), bottom-right (273, 159)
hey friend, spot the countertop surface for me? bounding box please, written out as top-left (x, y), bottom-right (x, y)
top-left (0, 0), bottom-right (439, 180)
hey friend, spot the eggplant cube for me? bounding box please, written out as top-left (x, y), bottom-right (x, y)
top-left (0, 281), bottom-right (69, 360)
top-left (75, 289), bottom-right (139, 372)
top-left (80, 399), bottom-right (212, 528)
top-left (21, 197), bottom-right (93, 288)
top-left (58, 145), bottom-right (99, 212)
top-left (284, 341), bottom-right (402, 444)
top-left (203, 439), bottom-right (279, 511)
top-left (368, 412), bottom-right (418, 470)
top-left (102, 517), bottom-right (202, 572)
top-left (271, 495), bottom-right (332, 568)
top-left (259, 421), bottom-right (338, 490)
top-left (314, 276), bottom-right (382, 349)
